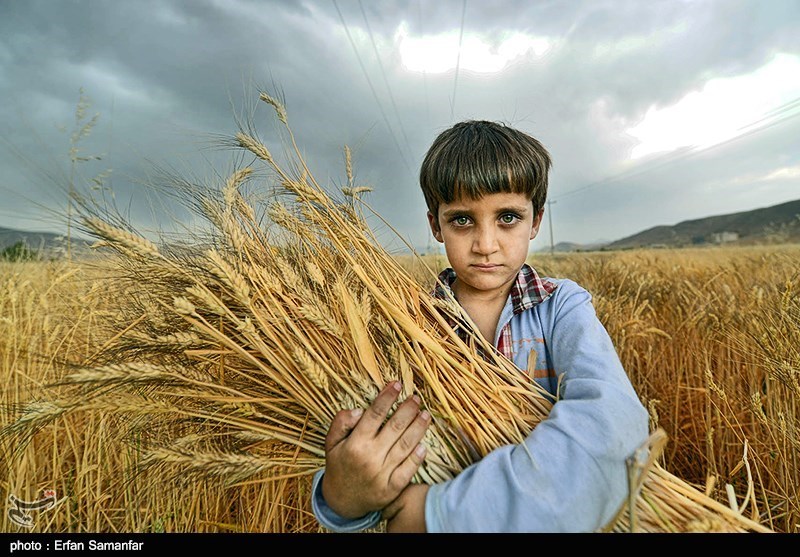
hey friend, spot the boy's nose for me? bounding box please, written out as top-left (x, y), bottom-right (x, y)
top-left (472, 226), bottom-right (499, 255)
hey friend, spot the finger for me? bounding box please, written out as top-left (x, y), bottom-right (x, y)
top-left (374, 393), bottom-right (423, 449)
top-left (389, 442), bottom-right (428, 493)
top-left (351, 380), bottom-right (403, 437)
top-left (384, 407), bottom-right (431, 467)
top-left (324, 407), bottom-right (364, 452)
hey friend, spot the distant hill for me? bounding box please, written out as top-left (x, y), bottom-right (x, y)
top-left (535, 240), bottom-right (610, 253)
top-left (605, 198), bottom-right (800, 250)
top-left (534, 198), bottom-right (800, 253)
top-left (5, 197), bottom-right (800, 258)
top-left (0, 226), bottom-right (64, 251)
top-left (0, 226), bottom-right (93, 257)
top-left (538, 241), bottom-right (596, 253)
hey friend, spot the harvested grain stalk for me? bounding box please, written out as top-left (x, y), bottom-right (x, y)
top-left (5, 91), bottom-right (772, 533)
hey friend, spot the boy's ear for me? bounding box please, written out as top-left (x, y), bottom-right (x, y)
top-left (427, 211), bottom-right (444, 243)
top-left (530, 208), bottom-right (545, 240)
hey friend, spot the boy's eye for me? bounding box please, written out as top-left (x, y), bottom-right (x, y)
top-left (500, 214), bottom-right (519, 224)
top-left (453, 216), bottom-right (470, 226)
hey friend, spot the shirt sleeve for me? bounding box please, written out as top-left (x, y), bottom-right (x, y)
top-left (310, 469), bottom-right (382, 532)
top-left (424, 279), bottom-right (650, 532)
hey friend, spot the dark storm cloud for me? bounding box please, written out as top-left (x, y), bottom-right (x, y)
top-left (1, 0), bottom-right (798, 250)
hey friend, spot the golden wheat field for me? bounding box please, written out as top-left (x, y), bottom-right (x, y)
top-left (1, 242), bottom-right (798, 533)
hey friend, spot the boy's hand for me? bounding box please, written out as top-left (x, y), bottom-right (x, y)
top-left (321, 381), bottom-right (430, 519)
top-left (383, 484), bottom-right (430, 533)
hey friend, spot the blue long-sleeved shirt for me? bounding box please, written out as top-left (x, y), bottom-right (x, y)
top-left (312, 267), bottom-right (649, 532)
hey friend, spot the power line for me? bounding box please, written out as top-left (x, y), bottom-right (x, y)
top-left (736, 96), bottom-right (800, 132)
top-left (358, 0), bottom-right (414, 164)
top-left (546, 199), bottom-right (557, 255)
top-left (451, 0), bottom-right (467, 123)
top-left (417, 0), bottom-right (430, 128)
top-left (332, 0), bottom-right (412, 172)
top-left (552, 96), bottom-right (800, 201)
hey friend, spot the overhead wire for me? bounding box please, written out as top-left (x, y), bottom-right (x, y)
top-left (552, 95), bottom-right (800, 201)
top-left (332, 0), bottom-right (412, 172)
top-left (735, 95), bottom-right (800, 133)
top-left (358, 0), bottom-right (414, 165)
top-left (418, 0), bottom-right (431, 129)
top-left (451, 0), bottom-right (467, 123)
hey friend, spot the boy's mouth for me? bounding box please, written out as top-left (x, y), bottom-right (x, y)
top-left (472, 263), bottom-right (501, 271)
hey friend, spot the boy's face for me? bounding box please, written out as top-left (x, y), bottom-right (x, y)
top-left (427, 192), bottom-right (543, 299)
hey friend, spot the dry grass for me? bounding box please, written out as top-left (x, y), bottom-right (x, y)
top-left (1, 92), bottom-right (796, 533)
top-left (525, 245), bottom-right (800, 532)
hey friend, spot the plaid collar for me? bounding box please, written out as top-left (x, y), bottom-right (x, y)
top-left (432, 263), bottom-right (557, 315)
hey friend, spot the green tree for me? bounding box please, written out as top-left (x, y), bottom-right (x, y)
top-left (0, 241), bottom-right (37, 262)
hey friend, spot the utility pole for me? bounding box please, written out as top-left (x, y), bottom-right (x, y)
top-left (547, 199), bottom-right (557, 255)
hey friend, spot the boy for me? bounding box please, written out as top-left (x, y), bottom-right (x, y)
top-left (310, 120), bottom-right (650, 532)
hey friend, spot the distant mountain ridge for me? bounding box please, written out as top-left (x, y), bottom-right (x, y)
top-left (606, 198), bottom-right (800, 250)
top-left (4, 197), bottom-right (800, 257)
top-left (0, 226), bottom-right (93, 256)
top-left (0, 226), bottom-right (65, 251)
top-left (535, 197), bottom-right (800, 252)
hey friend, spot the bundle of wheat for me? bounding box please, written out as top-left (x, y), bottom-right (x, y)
top-left (3, 91), bottom-right (771, 533)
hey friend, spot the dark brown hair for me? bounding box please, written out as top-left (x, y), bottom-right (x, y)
top-left (419, 120), bottom-right (552, 226)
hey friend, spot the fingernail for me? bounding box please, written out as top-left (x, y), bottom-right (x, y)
top-left (351, 408), bottom-right (363, 418)
top-left (392, 381), bottom-right (402, 391)
top-left (420, 410), bottom-right (431, 422)
top-left (415, 444), bottom-right (427, 458)
top-left (412, 394), bottom-right (421, 404)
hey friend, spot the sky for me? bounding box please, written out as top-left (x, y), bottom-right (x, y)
top-left (1, 0), bottom-right (799, 253)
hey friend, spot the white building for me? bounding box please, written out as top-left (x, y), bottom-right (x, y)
top-left (711, 231), bottom-right (739, 244)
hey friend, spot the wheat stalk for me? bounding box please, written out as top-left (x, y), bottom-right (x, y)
top-left (2, 89), bottom-right (775, 533)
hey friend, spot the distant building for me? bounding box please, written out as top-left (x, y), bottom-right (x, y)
top-left (711, 231), bottom-right (739, 244)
